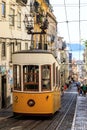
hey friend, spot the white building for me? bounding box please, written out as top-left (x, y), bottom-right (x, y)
top-left (0, 0), bottom-right (31, 108)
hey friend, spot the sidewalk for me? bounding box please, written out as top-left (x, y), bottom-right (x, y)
top-left (71, 95), bottom-right (87, 130)
top-left (0, 105), bottom-right (13, 121)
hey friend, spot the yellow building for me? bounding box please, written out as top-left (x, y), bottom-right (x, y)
top-left (25, 0), bottom-right (57, 52)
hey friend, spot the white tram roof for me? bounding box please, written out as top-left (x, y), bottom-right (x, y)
top-left (12, 50), bottom-right (60, 67)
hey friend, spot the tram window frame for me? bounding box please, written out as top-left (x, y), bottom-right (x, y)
top-left (41, 65), bottom-right (51, 91)
top-left (13, 65), bottom-right (21, 91)
top-left (58, 70), bottom-right (61, 87)
top-left (53, 63), bottom-right (55, 86)
top-left (23, 65), bottom-right (39, 91)
top-left (56, 66), bottom-right (58, 87)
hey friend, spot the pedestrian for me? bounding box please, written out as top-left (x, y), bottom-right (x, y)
top-left (61, 85), bottom-right (64, 96)
top-left (86, 84), bottom-right (87, 93)
top-left (64, 83), bottom-right (67, 90)
top-left (76, 83), bottom-right (81, 95)
top-left (79, 86), bottom-right (83, 95)
top-left (82, 84), bottom-right (86, 96)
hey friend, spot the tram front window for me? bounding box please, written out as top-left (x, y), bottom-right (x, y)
top-left (41, 65), bottom-right (51, 90)
top-left (13, 65), bottom-right (21, 90)
top-left (23, 65), bottom-right (39, 91)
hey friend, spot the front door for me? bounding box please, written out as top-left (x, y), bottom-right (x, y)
top-left (1, 75), bottom-right (7, 108)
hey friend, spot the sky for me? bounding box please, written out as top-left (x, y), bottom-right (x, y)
top-left (50, 0), bottom-right (87, 60)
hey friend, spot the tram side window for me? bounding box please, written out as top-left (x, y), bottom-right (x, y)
top-left (13, 65), bottom-right (21, 90)
top-left (41, 65), bottom-right (51, 90)
top-left (23, 65), bottom-right (39, 91)
top-left (56, 66), bottom-right (58, 87)
top-left (53, 63), bottom-right (55, 86)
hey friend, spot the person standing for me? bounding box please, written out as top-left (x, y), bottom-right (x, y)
top-left (76, 83), bottom-right (81, 95)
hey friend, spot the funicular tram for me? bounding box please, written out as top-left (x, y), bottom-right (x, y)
top-left (12, 50), bottom-right (61, 115)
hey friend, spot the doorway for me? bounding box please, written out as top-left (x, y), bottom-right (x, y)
top-left (1, 75), bottom-right (7, 108)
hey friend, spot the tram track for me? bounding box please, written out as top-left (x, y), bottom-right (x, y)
top-left (29, 93), bottom-right (77, 130)
top-left (0, 90), bottom-right (77, 130)
top-left (55, 94), bottom-right (77, 130)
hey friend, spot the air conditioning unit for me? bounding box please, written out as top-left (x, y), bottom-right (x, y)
top-left (16, 0), bottom-right (27, 6)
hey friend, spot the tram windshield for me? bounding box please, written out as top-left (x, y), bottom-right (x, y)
top-left (23, 65), bottom-right (39, 91)
top-left (13, 64), bottom-right (51, 91)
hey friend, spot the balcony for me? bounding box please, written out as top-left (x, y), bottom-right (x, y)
top-left (16, 0), bottom-right (27, 6)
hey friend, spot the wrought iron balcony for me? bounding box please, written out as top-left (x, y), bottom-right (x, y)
top-left (16, 0), bottom-right (27, 6)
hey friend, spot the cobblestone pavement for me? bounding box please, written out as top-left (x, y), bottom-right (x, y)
top-left (0, 105), bottom-right (13, 121)
top-left (71, 95), bottom-right (87, 130)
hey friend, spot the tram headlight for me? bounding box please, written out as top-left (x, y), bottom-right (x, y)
top-left (27, 99), bottom-right (35, 107)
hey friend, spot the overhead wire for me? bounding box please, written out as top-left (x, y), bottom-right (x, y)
top-left (58, 19), bottom-right (87, 23)
top-left (63, 0), bottom-right (72, 52)
top-left (1, 2), bottom-right (87, 7)
top-left (54, 0), bottom-right (84, 60)
top-left (51, 3), bottom-right (87, 7)
top-left (79, 0), bottom-right (81, 60)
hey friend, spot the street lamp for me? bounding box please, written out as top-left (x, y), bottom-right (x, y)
top-left (24, 15), bottom-right (34, 34)
top-left (24, 12), bottom-right (49, 50)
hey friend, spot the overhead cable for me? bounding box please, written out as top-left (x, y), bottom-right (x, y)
top-left (79, 0), bottom-right (81, 60)
top-left (63, 0), bottom-right (72, 51)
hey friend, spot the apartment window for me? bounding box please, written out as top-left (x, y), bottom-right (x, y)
top-left (17, 12), bottom-right (21, 28)
top-left (17, 42), bottom-right (21, 51)
top-left (2, 1), bottom-right (6, 17)
top-left (9, 8), bottom-right (15, 26)
top-left (10, 43), bottom-right (15, 62)
top-left (25, 43), bottom-right (28, 50)
top-left (2, 42), bottom-right (6, 57)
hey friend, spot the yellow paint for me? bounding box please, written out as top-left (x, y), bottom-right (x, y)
top-left (33, 0), bottom-right (50, 48)
top-left (13, 90), bottom-right (61, 115)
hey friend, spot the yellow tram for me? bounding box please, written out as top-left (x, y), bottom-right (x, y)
top-left (12, 50), bottom-right (61, 115)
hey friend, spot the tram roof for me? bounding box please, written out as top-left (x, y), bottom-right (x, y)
top-left (13, 50), bottom-right (52, 54)
top-left (12, 50), bottom-right (60, 66)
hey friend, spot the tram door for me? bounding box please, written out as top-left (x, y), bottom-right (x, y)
top-left (1, 75), bottom-right (7, 108)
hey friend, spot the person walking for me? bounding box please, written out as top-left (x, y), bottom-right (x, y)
top-left (61, 85), bottom-right (64, 96)
top-left (76, 83), bottom-right (82, 95)
top-left (82, 84), bottom-right (86, 96)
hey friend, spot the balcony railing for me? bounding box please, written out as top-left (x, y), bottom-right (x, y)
top-left (16, 0), bottom-right (27, 6)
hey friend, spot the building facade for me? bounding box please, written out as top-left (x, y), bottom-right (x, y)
top-left (0, 0), bottom-right (31, 108)
top-left (57, 36), bottom-right (69, 87)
